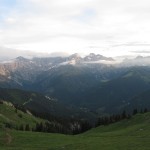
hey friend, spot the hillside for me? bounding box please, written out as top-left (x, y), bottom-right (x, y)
top-left (0, 100), bottom-right (94, 135)
top-left (0, 88), bottom-right (96, 121)
top-left (80, 67), bottom-right (150, 113)
top-left (127, 89), bottom-right (150, 110)
top-left (31, 66), bottom-right (150, 114)
top-left (0, 101), bottom-right (44, 130)
top-left (0, 112), bottom-right (150, 150)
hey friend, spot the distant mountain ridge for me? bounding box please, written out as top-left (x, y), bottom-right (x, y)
top-left (0, 53), bottom-right (114, 78)
top-left (0, 53), bottom-right (115, 89)
top-left (121, 56), bottom-right (150, 67)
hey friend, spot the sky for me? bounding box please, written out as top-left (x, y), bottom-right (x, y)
top-left (1, 0), bottom-right (150, 58)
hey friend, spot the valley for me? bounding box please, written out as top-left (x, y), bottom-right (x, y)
top-left (0, 54), bottom-right (150, 149)
top-left (0, 112), bottom-right (150, 150)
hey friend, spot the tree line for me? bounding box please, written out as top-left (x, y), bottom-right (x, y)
top-left (95, 108), bottom-right (149, 127)
top-left (3, 101), bottom-right (149, 135)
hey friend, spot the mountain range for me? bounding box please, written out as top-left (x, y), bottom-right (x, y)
top-left (0, 53), bottom-right (150, 119)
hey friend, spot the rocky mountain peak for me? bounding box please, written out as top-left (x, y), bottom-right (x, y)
top-left (15, 56), bottom-right (29, 62)
top-left (84, 53), bottom-right (114, 62)
top-left (67, 53), bottom-right (82, 64)
top-left (68, 53), bottom-right (81, 59)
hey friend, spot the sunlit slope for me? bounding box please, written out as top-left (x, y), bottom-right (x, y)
top-left (84, 112), bottom-right (150, 136)
top-left (0, 102), bottom-right (44, 129)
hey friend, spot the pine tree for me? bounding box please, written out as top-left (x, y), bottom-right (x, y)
top-left (19, 124), bottom-right (24, 131)
top-left (144, 108), bottom-right (148, 113)
top-left (133, 109), bottom-right (138, 115)
top-left (25, 124), bottom-right (30, 131)
top-left (122, 110), bottom-right (127, 119)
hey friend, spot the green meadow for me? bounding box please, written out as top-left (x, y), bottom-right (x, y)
top-left (0, 112), bottom-right (150, 150)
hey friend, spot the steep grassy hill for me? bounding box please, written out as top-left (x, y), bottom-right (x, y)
top-left (0, 100), bottom-right (93, 135)
top-left (0, 112), bottom-right (150, 150)
top-left (0, 101), bottom-right (44, 130)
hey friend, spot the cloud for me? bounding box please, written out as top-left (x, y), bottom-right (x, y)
top-left (1, 0), bottom-right (150, 58)
top-left (112, 42), bottom-right (150, 47)
top-left (131, 50), bottom-right (150, 54)
top-left (0, 46), bottom-right (36, 61)
top-left (0, 46), bottom-right (69, 62)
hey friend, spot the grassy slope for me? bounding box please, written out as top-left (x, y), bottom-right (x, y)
top-left (0, 112), bottom-right (150, 150)
top-left (0, 102), bottom-right (44, 129)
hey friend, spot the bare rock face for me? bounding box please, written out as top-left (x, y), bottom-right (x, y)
top-left (84, 53), bottom-right (114, 62)
top-left (0, 65), bottom-right (8, 76)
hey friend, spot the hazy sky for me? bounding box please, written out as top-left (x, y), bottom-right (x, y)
top-left (1, 0), bottom-right (150, 57)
